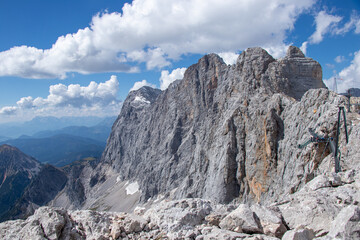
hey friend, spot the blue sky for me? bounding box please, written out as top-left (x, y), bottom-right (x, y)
top-left (0, 0), bottom-right (359, 123)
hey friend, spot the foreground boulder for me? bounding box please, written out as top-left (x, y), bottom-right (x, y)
top-left (0, 180), bottom-right (359, 240)
top-left (282, 228), bottom-right (315, 240)
top-left (219, 204), bottom-right (263, 234)
top-left (324, 205), bottom-right (360, 239)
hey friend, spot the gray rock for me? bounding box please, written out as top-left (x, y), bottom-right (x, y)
top-left (30, 207), bottom-right (66, 240)
top-left (86, 46), bottom-right (330, 209)
top-left (0, 207), bottom-right (66, 240)
top-left (0, 206), bottom-right (157, 240)
top-left (251, 204), bottom-right (287, 238)
top-left (205, 213), bottom-right (223, 226)
top-left (144, 198), bottom-right (213, 232)
top-left (219, 204), bottom-right (262, 234)
top-left (278, 169), bottom-right (360, 237)
top-left (198, 226), bottom-right (250, 240)
top-left (282, 228), bottom-right (315, 240)
top-left (326, 205), bottom-right (360, 239)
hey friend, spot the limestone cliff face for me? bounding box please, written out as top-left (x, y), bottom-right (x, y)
top-left (94, 46), bottom-right (335, 205)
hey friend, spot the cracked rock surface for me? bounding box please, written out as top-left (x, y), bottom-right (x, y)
top-left (86, 46), bottom-right (330, 207)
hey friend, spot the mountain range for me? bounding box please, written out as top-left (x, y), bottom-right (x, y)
top-left (0, 116), bottom-right (116, 139)
top-left (0, 46), bottom-right (359, 239)
top-left (0, 116), bottom-right (116, 166)
top-left (0, 134), bottom-right (105, 166)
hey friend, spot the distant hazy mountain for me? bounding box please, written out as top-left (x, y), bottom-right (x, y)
top-left (32, 116), bottom-right (117, 143)
top-left (0, 134), bottom-right (105, 166)
top-left (0, 145), bottom-right (41, 220)
top-left (0, 116), bottom-right (116, 139)
top-left (0, 136), bottom-right (9, 142)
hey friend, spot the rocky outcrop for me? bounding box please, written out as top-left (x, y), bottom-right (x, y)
top-left (47, 46), bottom-right (356, 214)
top-left (2, 171), bottom-right (358, 240)
top-left (277, 168), bottom-right (360, 237)
top-left (85, 46), bottom-right (331, 207)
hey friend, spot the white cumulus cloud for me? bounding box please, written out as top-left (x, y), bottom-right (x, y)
top-left (160, 67), bottom-right (187, 90)
top-left (37, 75), bottom-right (120, 108)
top-left (300, 41), bottom-right (308, 55)
top-left (333, 12), bottom-right (360, 35)
top-left (324, 50), bottom-right (360, 93)
top-left (0, 106), bottom-right (18, 115)
top-left (305, 10), bottom-right (360, 49)
top-left (0, 76), bottom-right (122, 118)
top-left (0, 0), bottom-right (315, 79)
top-left (309, 11), bottom-right (342, 44)
top-left (218, 52), bottom-right (239, 65)
top-left (334, 55), bottom-right (346, 63)
top-left (129, 80), bottom-right (157, 92)
top-left (17, 96), bottom-right (35, 109)
top-left (264, 43), bottom-right (291, 59)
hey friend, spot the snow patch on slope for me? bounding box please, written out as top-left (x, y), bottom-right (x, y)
top-left (126, 181), bottom-right (140, 195)
top-left (134, 96), bottom-right (150, 104)
top-left (116, 176), bottom-right (121, 183)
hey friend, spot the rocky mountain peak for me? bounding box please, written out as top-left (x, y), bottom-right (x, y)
top-left (83, 46), bottom-right (334, 207)
top-left (0, 144), bottom-right (17, 153)
top-left (198, 53), bottom-right (226, 67)
top-left (265, 46), bottom-right (324, 100)
top-left (0, 144), bottom-right (42, 221)
top-left (0, 144), bottom-right (41, 176)
top-left (236, 47), bottom-right (275, 73)
top-left (286, 45), bottom-right (305, 58)
top-left (125, 86), bottom-right (162, 108)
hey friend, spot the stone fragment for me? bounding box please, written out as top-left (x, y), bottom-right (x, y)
top-left (244, 235), bottom-right (279, 240)
top-left (110, 221), bottom-right (122, 239)
top-left (251, 204), bottom-right (287, 238)
top-left (199, 226), bottom-right (250, 240)
top-left (134, 206), bottom-right (146, 216)
top-left (124, 218), bottom-right (142, 233)
top-left (219, 204), bottom-right (262, 234)
top-left (326, 205), bottom-right (360, 239)
top-left (205, 213), bottom-right (223, 226)
top-left (281, 228), bottom-right (315, 240)
top-left (278, 168), bottom-right (360, 237)
top-left (144, 199), bottom-right (213, 232)
top-left (31, 207), bottom-right (66, 240)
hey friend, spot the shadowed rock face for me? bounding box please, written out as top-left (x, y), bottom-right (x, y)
top-left (94, 46), bottom-right (330, 205)
top-left (1, 164), bottom-right (68, 221)
top-left (0, 145), bottom-right (41, 220)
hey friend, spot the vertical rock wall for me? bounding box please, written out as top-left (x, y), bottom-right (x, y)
top-left (89, 46), bottom-right (341, 206)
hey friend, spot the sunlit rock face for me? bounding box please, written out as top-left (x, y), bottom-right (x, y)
top-left (96, 46), bottom-right (334, 206)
